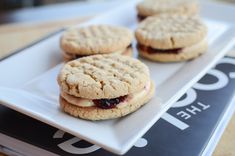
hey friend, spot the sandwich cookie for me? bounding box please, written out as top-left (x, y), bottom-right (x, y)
top-left (58, 54), bottom-right (155, 120)
top-left (137, 0), bottom-right (199, 21)
top-left (135, 14), bottom-right (208, 62)
top-left (60, 25), bottom-right (133, 61)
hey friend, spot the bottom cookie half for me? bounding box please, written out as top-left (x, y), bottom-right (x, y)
top-left (138, 39), bottom-right (208, 62)
top-left (60, 81), bottom-right (155, 120)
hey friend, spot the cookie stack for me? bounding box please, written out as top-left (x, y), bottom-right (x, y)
top-left (58, 54), bottom-right (155, 120)
top-left (60, 25), bottom-right (133, 61)
top-left (57, 0), bottom-right (208, 121)
top-left (135, 0), bottom-right (208, 62)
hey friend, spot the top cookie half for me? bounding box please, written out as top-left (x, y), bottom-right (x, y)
top-left (57, 54), bottom-right (150, 99)
top-left (135, 14), bottom-right (207, 49)
top-left (60, 25), bottom-right (133, 55)
top-left (137, 0), bottom-right (199, 17)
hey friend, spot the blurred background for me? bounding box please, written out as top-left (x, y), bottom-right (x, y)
top-left (0, 0), bottom-right (127, 24)
top-left (0, 0), bottom-right (234, 11)
top-left (0, 0), bottom-right (235, 24)
top-left (0, 0), bottom-right (85, 10)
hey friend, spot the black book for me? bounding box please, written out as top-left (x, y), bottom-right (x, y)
top-left (0, 56), bottom-right (235, 156)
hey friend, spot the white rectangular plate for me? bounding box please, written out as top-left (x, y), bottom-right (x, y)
top-left (0, 0), bottom-right (235, 155)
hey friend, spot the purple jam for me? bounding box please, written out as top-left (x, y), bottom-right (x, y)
top-left (93, 95), bottom-right (128, 109)
top-left (137, 14), bottom-right (147, 22)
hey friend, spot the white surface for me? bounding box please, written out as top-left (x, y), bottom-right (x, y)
top-left (7, 0), bottom-right (129, 24)
top-left (0, 0), bottom-right (235, 155)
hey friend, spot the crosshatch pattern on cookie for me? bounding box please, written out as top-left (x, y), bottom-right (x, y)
top-left (137, 0), bottom-right (199, 17)
top-left (61, 25), bottom-right (133, 54)
top-left (135, 14), bottom-right (207, 49)
top-left (58, 54), bottom-right (150, 99)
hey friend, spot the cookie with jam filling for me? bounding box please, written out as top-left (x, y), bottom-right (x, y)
top-left (135, 14), bottom-right (208, 62)
top-left (58, 54), bottom-right (155, 120)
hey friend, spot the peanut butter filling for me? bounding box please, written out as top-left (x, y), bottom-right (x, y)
top-left (61, 81), bottom-right (151, 109)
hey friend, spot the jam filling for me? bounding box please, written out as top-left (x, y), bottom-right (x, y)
top-left (93, 95), bottom-right (128, 109)
top-left (137, 44), bottom-right (182, 54)
top-left (64, 51), bottom-right (86, 60)
top-left (126, 44), bottom-right (132, 49)
top-left (137, 14), bottom-right (147, 21)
